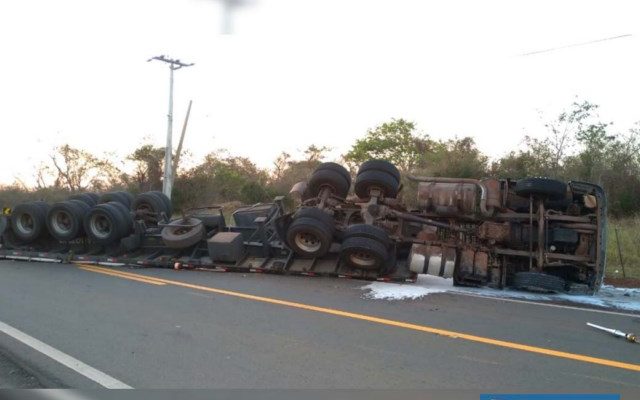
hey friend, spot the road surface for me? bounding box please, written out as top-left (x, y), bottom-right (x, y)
top-left (0, 259), bottom-right (638, 390)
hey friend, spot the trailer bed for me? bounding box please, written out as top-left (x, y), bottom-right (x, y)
top-left (0, 247), bottom-right (417, 283)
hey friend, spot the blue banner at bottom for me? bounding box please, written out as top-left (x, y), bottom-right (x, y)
top-left (481, 395), bottom-right (620, 400)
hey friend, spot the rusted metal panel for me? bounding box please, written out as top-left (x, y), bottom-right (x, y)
top-left (477, 221), bottom-right (510, 243)
top-left (459, 248), bottom-right (489, 278)
top-left (416, 226), bottom-right (438, 241)
top-left (475, 251), bottom-right (489, 277)
top-left (417, 182), bottom-right (478, 216)
top-left (481, 179), bottom-right (501, 209)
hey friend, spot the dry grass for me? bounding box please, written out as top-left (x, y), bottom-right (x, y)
top-left (606, 216), bottom-right (640, 280)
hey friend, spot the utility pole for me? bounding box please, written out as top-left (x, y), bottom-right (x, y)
top-left (148, 55), bottom-right (194, 199)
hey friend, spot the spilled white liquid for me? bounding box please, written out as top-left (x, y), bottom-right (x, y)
top-left (361, 275), bottom-right (640, 312)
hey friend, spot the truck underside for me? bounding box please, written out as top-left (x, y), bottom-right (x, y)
top-left (0, 160), bottom-right (607, 294)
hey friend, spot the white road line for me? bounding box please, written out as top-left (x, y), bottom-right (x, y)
top-left (444, 291), bottom-right (640, 318)
top-left (0, 320), bottom-right (132, 389)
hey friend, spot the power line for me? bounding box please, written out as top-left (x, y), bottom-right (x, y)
top-left (519, 34), bottom-right (632, 57)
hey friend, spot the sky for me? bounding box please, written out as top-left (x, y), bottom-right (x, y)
top-left (0, 0), bottom-right (639, 186)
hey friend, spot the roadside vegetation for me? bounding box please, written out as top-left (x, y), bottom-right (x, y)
top-left (607, 218), bottom-right (640, 280)
top-left (1, 100), bottom-right (639, 280)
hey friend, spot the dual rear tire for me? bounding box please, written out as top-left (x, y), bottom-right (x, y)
top-left (354, 160), bottom-right (401, 199)
top-left (285, 212), bottom-right (393, 273)
top-left (306, 162), bottom-right (352, 199)
top-left (132, 191), bottom-right (172, 225)
top-left (304, 159), bottom-right (402, 200)
top-left (84, 202), bottom-right (133, 245)
top-left (286, 208), bottom-right (335, 258)
top-left (340, 224), bottom-right (392, 272)
top-left (10, 201), bottom-right (51, 242)
top-left (46, 200), bottom-right (91, 241)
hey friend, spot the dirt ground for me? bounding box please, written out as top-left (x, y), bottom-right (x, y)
top-left (604, 276), bottom-right (640, 288)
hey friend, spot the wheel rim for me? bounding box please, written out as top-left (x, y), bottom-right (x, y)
top-left (51, 210), bottom-right (73, 235)
top-left (16, 213), bottom-right (35, 235)
top-left (346, 212), bottom-right (364, 224)
top-left (137, 203), bottom-right (153, 213)
top-left (136, 203), bottom-right (157, 222)
top-left (90, 213), bottom-right (112, 239)
top-left (173, 226), bottom-right (194, 236)
top-left (365, 184), bottom-right (385, 196)
top-left (294, 231), bottom-right (322, 253)
top-left (349, 251), bottom-right (378, 268)
top-left (318, 183), bottom-right (338, 195)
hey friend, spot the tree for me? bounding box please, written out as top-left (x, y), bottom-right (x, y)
top-left (344, 119), bottom-right (432, 172)
top-left (491, 136), bottom-right (557, 179)
top-left (172, 151), bottom-right (271, 210)
top-left (423, 137), bottom-right (488, 178)
top-left (127, 144), bottom-right (165, 192)
top-left (48, 144), bottom-right (120, 191)
top-left (268, 145), bottom-right (333, 194)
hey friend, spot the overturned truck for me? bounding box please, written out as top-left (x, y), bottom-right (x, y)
top-left (0, 160), bottom-right (607, 294)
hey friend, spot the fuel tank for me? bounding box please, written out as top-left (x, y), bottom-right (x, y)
top-left (417, 178), bottom-right (500, 216)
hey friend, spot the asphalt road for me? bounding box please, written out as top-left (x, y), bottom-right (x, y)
top-left (0, 259), bottom-right (639, 390)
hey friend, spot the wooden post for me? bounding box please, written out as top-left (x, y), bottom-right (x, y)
top-left (614, 227), bottom-right (626, 278)
top-left (172, 100), bottom-right (192, 178)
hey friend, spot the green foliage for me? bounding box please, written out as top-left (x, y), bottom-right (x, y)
top-left (422, 137), bottom-right (488, 178)
top-left (125, 144), bottom-right (165, 192)
top-left (172, 152), bottom-right (270, 211)
top-left (344, 118), bottom-right (431, 172)
top-left (3, 100), bottom-right (640, 219)
top-left (0, 184), bottom-right (72, 207)
top-left (607, 217), bottom-right (640, 280)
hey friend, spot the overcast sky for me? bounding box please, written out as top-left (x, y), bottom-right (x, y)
top-left (1, 0), bottom-right (638, 186)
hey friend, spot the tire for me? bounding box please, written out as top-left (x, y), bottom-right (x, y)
top-left (294, 207), bottom-right (335, 229)
top-left (315, 162), bottom-right (352, 187)
top-left (343, 224), bottom-right (390, 248)
top-left (98, 192), bottom-right (131, 208)
top-left (161, 218), bottom-right (205, 249)
top-left (68, 193), bottom-right (98, 207)
top-left (306, 169), bottom-right (350, 199)
top-left (0, 216), bottom-right (8, 236)
top-left (32, 201), bottom-right (52, 218)
top-left (512, 272), bottom-right (567, 293)
top-left (357, 159), bottom-right (401, 182)
top-left (149, 191), bottom-right (172, 217)
top-left (10, 202), bottom-right (49, 242)
top-left (354, 170), bottom-right (400, 198)
top-left (46, 200), bottom-right (89, 241)
top-left (132, 192), bottom-right (170, 224)
top-left (118, 191), bottom-right (135, 208)
top-left (286, 216), bottom-right (334, 258)
top-left (340, 236), bottom-right (389, 271)
top-left (83, 203), bottom-right (126, 245)
top-left (85, 193), bottom-right (100, 204)
top-left (107, 201), bottom-right (133, 237)
top-left (515, 178), bottom-right (567, 200)
top-left (68, 199), bottom-right (92, 214)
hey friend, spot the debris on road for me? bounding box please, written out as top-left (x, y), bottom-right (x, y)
top-left (587, 322), bottom-right (639, 344)
top-left (362, 275), bottom-right (640, 312)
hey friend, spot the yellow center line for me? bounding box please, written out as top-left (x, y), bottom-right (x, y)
top-left (75, 263), bottom-right (640, 373)
top-left (78, 266), bottom-right (166, 286)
